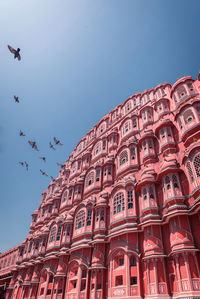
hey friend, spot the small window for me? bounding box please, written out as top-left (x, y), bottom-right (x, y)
top-left (97, 283), bottom-right (102, 289)
top-left (130, 276), bottom-right (137, 285)
top-left (115, 275), bottom-right (123, 286)
top-left (47, 289), bottom-right (51, 295)
top-left (56, 226), bottom-right (62, 241)
top-left (118, 258), bottom-right (124, 266)
top-left (130, 257), bottom-right (136, 266)
top-left (113, 192), bottom-right (125, 214)
top-left (100, 210), bottom-right (104, 221)
top-left (73, 282), bottom-right (77, 288)
top-left (82, 270), bottom-right (87, 278)
top-left (86, 210), bottom-right (92, 226)
top-left (49, 276), bottom-right (53, 283)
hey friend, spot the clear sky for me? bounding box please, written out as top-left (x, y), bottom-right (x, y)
top-left (0, 0), bottom-right (200, 252)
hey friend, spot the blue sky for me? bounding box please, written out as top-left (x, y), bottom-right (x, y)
top-left (0, 0), bottom-right (200, 252)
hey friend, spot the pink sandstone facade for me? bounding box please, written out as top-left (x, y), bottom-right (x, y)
top-left (1, 74), bottom-right (200, 299)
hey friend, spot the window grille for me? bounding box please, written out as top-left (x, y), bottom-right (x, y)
top-left (130, 147), bottom-right (135, 160)
top-left (86, 171), bottom-right (95, 186)
top-left (113, 192), bottom-right (125, 214)
top-left (49, 227), bottom-right (56, 243)
top-left (172, 175), bottom-right (179, 189)
top-left (75, 210), bottom-right (85, 229)
top-left (86, 210), bottom-right (92, 226)
top-left (120, 150), bottom-right (128, 165)
top-left (56, 226), bottom-right (62, 241)
top-left (127, 190), bottom-right (133, 209)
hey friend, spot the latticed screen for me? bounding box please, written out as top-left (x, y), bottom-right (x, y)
top-left (49, 227), bottom-right (56, 243)
top-left (86, 171), bottom-right (95, 186)
top-left (120, 150), bottom-right (128, 165)
top-left (194, 154), bottom-right (200, 177)
top-left (113, 192), bottom-right (125, 214)
top-left (186, 162), bottom-right (194, 182)
top-left (75, 210), bottom-right (85, 229)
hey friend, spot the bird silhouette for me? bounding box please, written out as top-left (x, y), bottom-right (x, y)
top-left (40, 169), bottom-right (48, 177)
top-left (54, 137), bottom-right (63, 146)
top-left (50, 176), bottom-right (55, 181)
top-left (56, 162), bottom-right (64, 168)
top-left (28, 140), bottom-right (39, 151)
top-left (25, 162), bottom-right (28, 171)
top-left (19, 161), bottom-right (24, 167)
top-left (39, 157), bottom-right (46, 162)
top-left (14, 96), bottom-right (19, 103)
top-left (8, 45), bottom-right (21, 61)
top-left (19, 130), bottom-right (25, 137)
top-left (49, 142), bottom-right (56, 150)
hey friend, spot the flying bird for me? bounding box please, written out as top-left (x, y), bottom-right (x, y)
top-left (14, 96), bottom-right (19, 103)
top-left (50, 176), bottom-right (55, 181)
top-left (40, 169), bottom-right (48, 177)
top-left (19, 161), bottom-right (24, 167)
top-left (39, 157), bottom-right (46, 162)
top-left (25, 161), bottom-right (28, 171)
top-left (28, 140), bottom-right (39, 151)
top-left (8, 45), bottom-right (21, 61)
top-left (54, 137), bottom-right (63, 146)
top-left (56, 162), bottom-right (64, 168)
top-left (19, 130), bottom-right (25, 137)
top-left (49, 142), bottom-right (56, 150)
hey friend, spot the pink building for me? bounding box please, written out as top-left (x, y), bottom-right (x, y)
top-left (1, 74), bottom-right (200, 299)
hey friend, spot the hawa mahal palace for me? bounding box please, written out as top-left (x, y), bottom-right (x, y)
top-left (1, 73), bottom-right (200, 299)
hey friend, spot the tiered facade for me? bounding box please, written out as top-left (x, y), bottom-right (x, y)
top-left (1, 74), bottom-right (200, 299)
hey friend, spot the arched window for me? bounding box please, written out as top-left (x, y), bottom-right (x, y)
top-left (113, 192), bottom-right (125, 214)
top-left (96, 169), bottom-right (101, 182)
top-left (93, 141), bottom-right (101, 156)
top-left (132, 118), bottom-right (137, 128)
top-left (127, 190), bottom-right (133, 209)
top-left (86, 209), bottom-right (92, 226)
top-left (183, 109), bottom-right (195, 124)
top-left (193, 154), bottom-right (200, 177)
top-left (86, 171), bottom-right (95, 187)
top-left (62, 191), bottom-right (67, 202)
top-left (49, 226), bottom-right (56, 243)
top-left (125, 101), bottom-right (132, 113)
top-left (120, 150), bottom-right (128, 165)
top-left (75, 210), bottom-right (85, 229)
top-left (177, 85), bottom-right (187, 99)
top-left (121, 120), bottom-right (131, 136)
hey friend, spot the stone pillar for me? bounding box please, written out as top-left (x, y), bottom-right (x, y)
top-left (154, 259), bottom-right (159, 294)
top-left (175, 255), bottom-right (182, 292)
top-left (44, 272), bottom-right (50, 299)
top-left (184, 253), bottom-right (192, 291)
top-left (126, 254), bottom-right (130, 296)
top-left (85, 268), bottom-right (90, 299)
top-left (146, 260), bottom-right (150, 296)
top-left (77, 266), bottom-right (82, 299)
